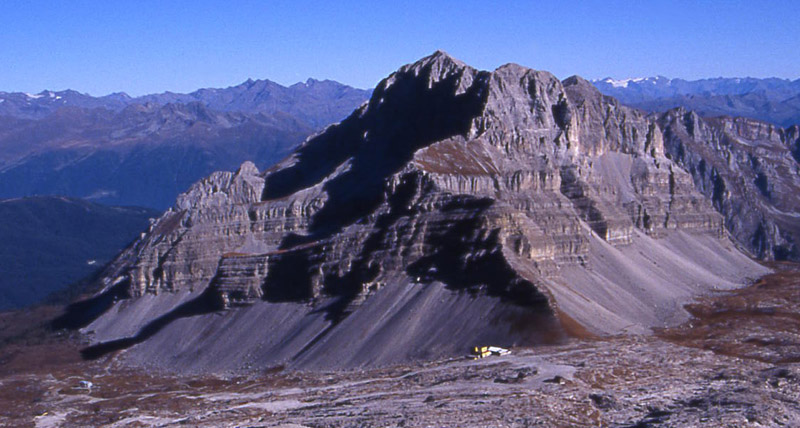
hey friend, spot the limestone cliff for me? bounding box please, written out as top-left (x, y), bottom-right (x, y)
top-left (68, 52), bottom-right (768, 372)
top-left (657, 110), bottom-right (800, 260)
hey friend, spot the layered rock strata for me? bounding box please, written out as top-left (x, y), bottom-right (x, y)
top-left (658, 110), bottom-right (800, 260)
top-left (74, 52), bottom-right (768, 372)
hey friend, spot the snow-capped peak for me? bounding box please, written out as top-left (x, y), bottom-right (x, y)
top-left (601, 77), bottom-right (647, 88)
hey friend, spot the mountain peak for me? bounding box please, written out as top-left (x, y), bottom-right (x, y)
top-left (414, 49), bottom-right (465, 68)
top-left (384, 50), bottom-right (476, 93)
top-left (430, 49), bottom-right (454, 59)
top-left (397, 50), bottom-right (470, 77)
top-left (494, 62), bottom-right (529, 73)
top-left (562, 75), bottom-right (603, 96)
top-left (62, 52), bottom-right (778, 373)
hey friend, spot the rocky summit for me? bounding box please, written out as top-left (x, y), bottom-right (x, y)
top-left (68, 51), bottom-right (776, 372)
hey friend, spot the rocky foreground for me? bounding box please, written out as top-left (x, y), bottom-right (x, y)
top-left (3, 265), bottom-right (799, 427)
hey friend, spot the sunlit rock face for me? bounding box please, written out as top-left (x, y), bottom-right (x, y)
top-left (658, 110), bottom-right (800, 260)
top-left (75, 52), bottom-right (767, 372)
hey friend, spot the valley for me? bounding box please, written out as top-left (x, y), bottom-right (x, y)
top-left (0, 197), bottom-right (158, 310)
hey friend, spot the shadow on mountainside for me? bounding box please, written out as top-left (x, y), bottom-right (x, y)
top-left (263, 62), bottom-right (489, 241)
top-left (51, 278), bottom-right (132, 331)
top-left (79, 288), bottom-right (222, 360)
top-left (261, 57), bottom-right (493, 319)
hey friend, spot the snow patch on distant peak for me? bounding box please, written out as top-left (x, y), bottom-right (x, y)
top-left (602, 77), bottom-right (647, 88)
top-left (597, 76), bottom-right (677, 88)
top-left (25, 92), bottom-right (44, 99)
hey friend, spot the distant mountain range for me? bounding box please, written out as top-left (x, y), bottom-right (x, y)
top-left (0, 103), bottom-right (313, 209)
top-left (0, 78), bottom-right (370, 128)
top-left (0, 79), bottom-right (371, 209)
top-left (592, 76), bottom-right (800, 127)
top-left (0, 196), bottom-right (158, 310)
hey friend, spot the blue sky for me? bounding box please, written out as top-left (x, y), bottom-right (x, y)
top-left (2, 0), bottom-right (798, 96)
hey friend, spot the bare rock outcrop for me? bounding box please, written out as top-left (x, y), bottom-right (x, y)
top-left (71, 51), bottom-right (768, 372)
top-left (658, 110), bottom-right (800, 260)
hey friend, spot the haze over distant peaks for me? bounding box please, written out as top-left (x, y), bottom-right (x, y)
top-left (0, 78), bottom-right (371, 209)
top-left (592, 76), bottom-right (800, 127)
top-left (0, 78), bottom-right (371, 128)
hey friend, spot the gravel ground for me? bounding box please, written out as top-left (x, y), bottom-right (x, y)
top-left (1, 266), bottom-right (799, 427)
